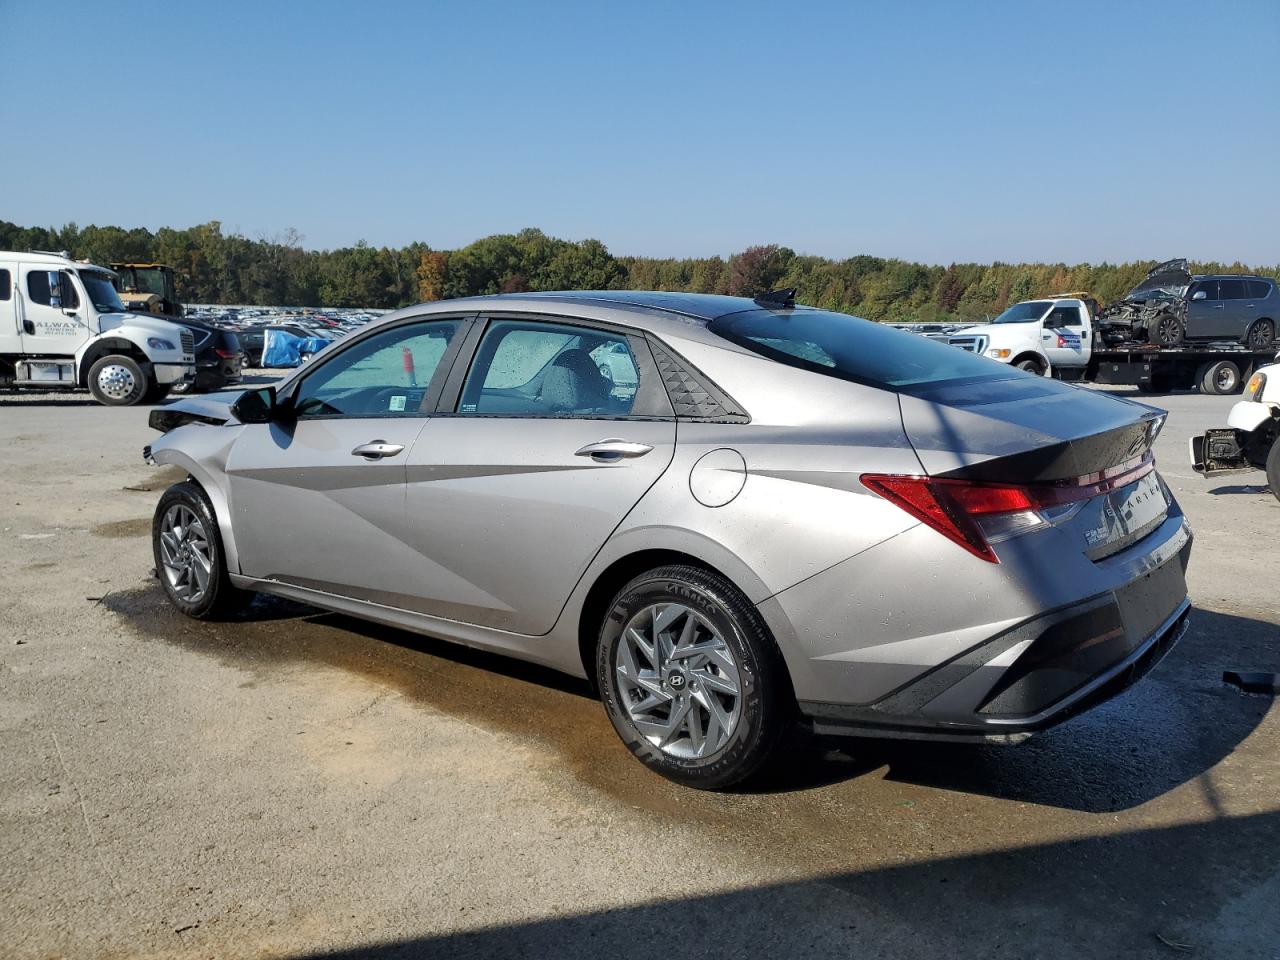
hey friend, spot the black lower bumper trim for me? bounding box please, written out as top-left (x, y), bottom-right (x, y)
top-left (800, 602), bottom-right (1191, 743)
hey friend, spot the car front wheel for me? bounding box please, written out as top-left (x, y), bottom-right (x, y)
top-left (1150, 314), bottom-right (1184, 347)
top-left (152, 481), bottom-right (252, 620)
top-left (597, 564), bottom-right (791, 789)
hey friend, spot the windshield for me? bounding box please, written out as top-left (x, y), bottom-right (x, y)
top-left (78, 270), bottom-right (126, 313)
top-left (710, 308), bottom-right (1025, 391)
top-left (991, 301), bottom-right (1051, 324)
top-left (1126, 282), bottom-right (1187, 301)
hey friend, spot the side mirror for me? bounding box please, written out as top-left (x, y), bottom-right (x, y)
top-left (1191, 290), bottom-right (1208, 301)
top-left (45, 270), bottom-right (63, 308)
top-left (232, 386), bottom-right (284, 424)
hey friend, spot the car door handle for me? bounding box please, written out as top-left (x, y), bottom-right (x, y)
top-left (351, 440), bottom-right (405, 460)
top-left (574, 439), bottom-right (654, 462)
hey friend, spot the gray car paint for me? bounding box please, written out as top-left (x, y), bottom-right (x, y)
top-left (148, 291), bottom-right (1191, 730)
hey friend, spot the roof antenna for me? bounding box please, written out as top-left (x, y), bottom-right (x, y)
top-left (754, 287), bottom-right (796, 309)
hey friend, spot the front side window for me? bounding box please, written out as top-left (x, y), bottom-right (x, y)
top-left (292, 319), bottom-right (461, 418)
top-left (26, 270), bottom-right (80, 309)
top-left (1189, 280), bottom-right (1219, 302)
top-left (1045, 304), bottom-right (1082, 327)
top-left (460, 319), bottom-right (639, 416)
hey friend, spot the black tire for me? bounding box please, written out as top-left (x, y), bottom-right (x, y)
top-left (1201, 360), bottom-right (1242, 395)
top-left (1267, 438), bottom-right (1280, 505)
top-left (1246, 319), bottom-right (1275, 349)
top-left (1015, 358), bottom-right (1045, 375)
top-left (596, 564), bottom-right (792, 790)
top-left (152, 480), bottom-right (252, 620)
top-left (87, 354), bottom-right (147, 406)
top-left (1149, 313), bottom-right (1184, 347)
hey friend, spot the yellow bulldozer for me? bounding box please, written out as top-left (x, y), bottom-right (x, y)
top-left (110, 263), bottom-right (183, 318)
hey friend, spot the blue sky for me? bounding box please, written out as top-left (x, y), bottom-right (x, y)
top-left (1, 0), bottom-right (1277, 264)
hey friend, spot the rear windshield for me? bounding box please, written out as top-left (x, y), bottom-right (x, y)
top-left (709, 308), bottom-right (1024, 391)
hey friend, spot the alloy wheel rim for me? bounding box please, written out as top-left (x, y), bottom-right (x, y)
top-left (1249, 323), bottom-right (1272, 347)
top-left (97, 364), bottom-right (137, 400)
top-left (159, 504), bottom-right (213, 603)
top-left (1159, 317), bottom-right (1180, 342)
top-left (615, 602), bottom-right (742, 759)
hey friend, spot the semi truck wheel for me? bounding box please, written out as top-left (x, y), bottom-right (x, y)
top-left (1201, 360), bottom-right (1242, 395)
top-left (87, 355), bottom-right (147, 406)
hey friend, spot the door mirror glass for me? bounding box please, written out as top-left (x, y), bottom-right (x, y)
top-left (232, 386), bottom-right (279, 424)
top-left (1191, 290), bottom-right (1207, 301)
top-left (45, 271), bottom-right (63, 308)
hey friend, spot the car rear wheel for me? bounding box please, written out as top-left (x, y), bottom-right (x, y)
top-left (1246, 319), bottom-right (1275, 349)
top-left (87, 355), bottom-right (147, 406)
top-left (153, 481), bottom-right (252, 620)
top-left (597, 564), bottom-right (791, 789)
top-left (1149, 314), bottom-right (1184, 347)
top-left (1201, 360), bottom-right (1242, 395)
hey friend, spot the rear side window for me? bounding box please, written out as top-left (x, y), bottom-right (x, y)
top-left (710, 308), bottom-right (1026, 391)
top-left (459, 320), bottom-right (639, 416)
top-left (1247, 279), bottom-right (1272, 299)
top-left (0, 269), bottom-right (9, 300)
top-left (1219, 278), bottom-right (1248, 300)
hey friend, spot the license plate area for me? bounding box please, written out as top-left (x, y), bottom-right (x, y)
top-left (1115, 556), bottom-right (1187, 644)
top-left (1080, 472), bottom-right (1168, 561)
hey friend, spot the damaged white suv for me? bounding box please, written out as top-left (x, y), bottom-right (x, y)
top-left (1190, 362), bottom-right (1280, 500)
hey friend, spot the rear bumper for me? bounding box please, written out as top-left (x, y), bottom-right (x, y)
top-left (800, 597), bottom-right (1190, 742)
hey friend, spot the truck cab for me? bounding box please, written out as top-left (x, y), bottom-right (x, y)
top-left (0, 251), bottom-right (195, 405)
top-left (946, 297), bottom-right (1094, 375)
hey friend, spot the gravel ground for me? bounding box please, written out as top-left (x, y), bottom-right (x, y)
top-left (1, 383), bottom-right (1277, 960)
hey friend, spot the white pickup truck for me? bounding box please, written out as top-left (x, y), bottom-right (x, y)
top-left (1190, 363), bottom-right (1280, 501)
top-left (0, 251), bottom-right (195, 405)
top-left (946, 295), bottom-right (1277, 395)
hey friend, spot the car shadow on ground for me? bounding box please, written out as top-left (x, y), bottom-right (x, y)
top-left (287, 809), bottom-right (1280, 960)
top-left (130, 587), bottom-right (1275, 812)
top-left (1208, 483), bottom-right (1272, 495)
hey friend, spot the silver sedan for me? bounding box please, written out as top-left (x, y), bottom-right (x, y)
top-left (146, 291), bottom-right (1192, 788)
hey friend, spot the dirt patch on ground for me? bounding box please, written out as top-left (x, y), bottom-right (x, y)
top-left (121, 464), bottom-right (189, 493)
top-left (92, 518), bottom-right (152, 539)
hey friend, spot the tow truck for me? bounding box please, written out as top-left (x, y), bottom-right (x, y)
top-left (946, 295), bottom-right (1277, 395)
top-left (1190, 363), bottom-right (1280, 501)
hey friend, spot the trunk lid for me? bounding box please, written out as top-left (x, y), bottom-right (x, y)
top-left (898, 376), bottom-right (1168, 560)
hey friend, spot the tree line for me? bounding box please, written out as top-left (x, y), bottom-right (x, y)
top-left (3, 219), bottom-right (1276, 323)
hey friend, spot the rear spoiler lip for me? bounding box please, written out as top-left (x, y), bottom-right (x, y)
top-left (931, 412), bottom-right (1164, 485)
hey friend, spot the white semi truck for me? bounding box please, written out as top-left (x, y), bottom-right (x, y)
top-left (0, 251), bottom-right (194, 405)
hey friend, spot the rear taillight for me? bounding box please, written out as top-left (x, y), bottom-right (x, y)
top-left (215, 348), bottom-right (239, 359)
top-left (862, 454), bottom-right (1154, 563)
